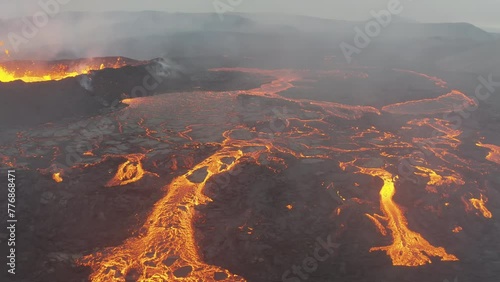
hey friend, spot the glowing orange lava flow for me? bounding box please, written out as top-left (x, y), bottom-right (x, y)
top-left (357, 167), bottom-right (459, 266)
top-left (476, 143), bottom-right (500, 165)
top-left (52, 172), bottom-right (63, 183)
top-left (0, 57), bottom-right (130, 83)
top-left (77, 67), bottom-right (382, 281)
top-left (469, 194), bottom-right (493, 218)
top-left (72, 66), bottom-right (475, 279)
top-left (414, 166), bottom-right (464, 187)
top-left (382, 90), bottom-right (476, 115)
top-left (106, 154), bottom-right (151, 187)
top-left (79, 146), bottom-right (250, 281)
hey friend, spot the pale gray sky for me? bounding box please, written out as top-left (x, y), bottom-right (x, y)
top-left (1, 0), bottom-right (499, 29)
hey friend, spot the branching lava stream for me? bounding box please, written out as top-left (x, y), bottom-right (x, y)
top-left (354, 167), bottom-right (459, 266)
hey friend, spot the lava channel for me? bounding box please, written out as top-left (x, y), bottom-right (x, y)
top-left (78, 147), bottom-right (248, 281)
top-left (357, 167), bottom-right (459, 266)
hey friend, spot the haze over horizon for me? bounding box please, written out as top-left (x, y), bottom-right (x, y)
top-left (1, 0), bottom-right (499, 31)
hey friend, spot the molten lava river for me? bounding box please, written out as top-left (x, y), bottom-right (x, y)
top-left (1, 67), bottom-right (498, 282)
